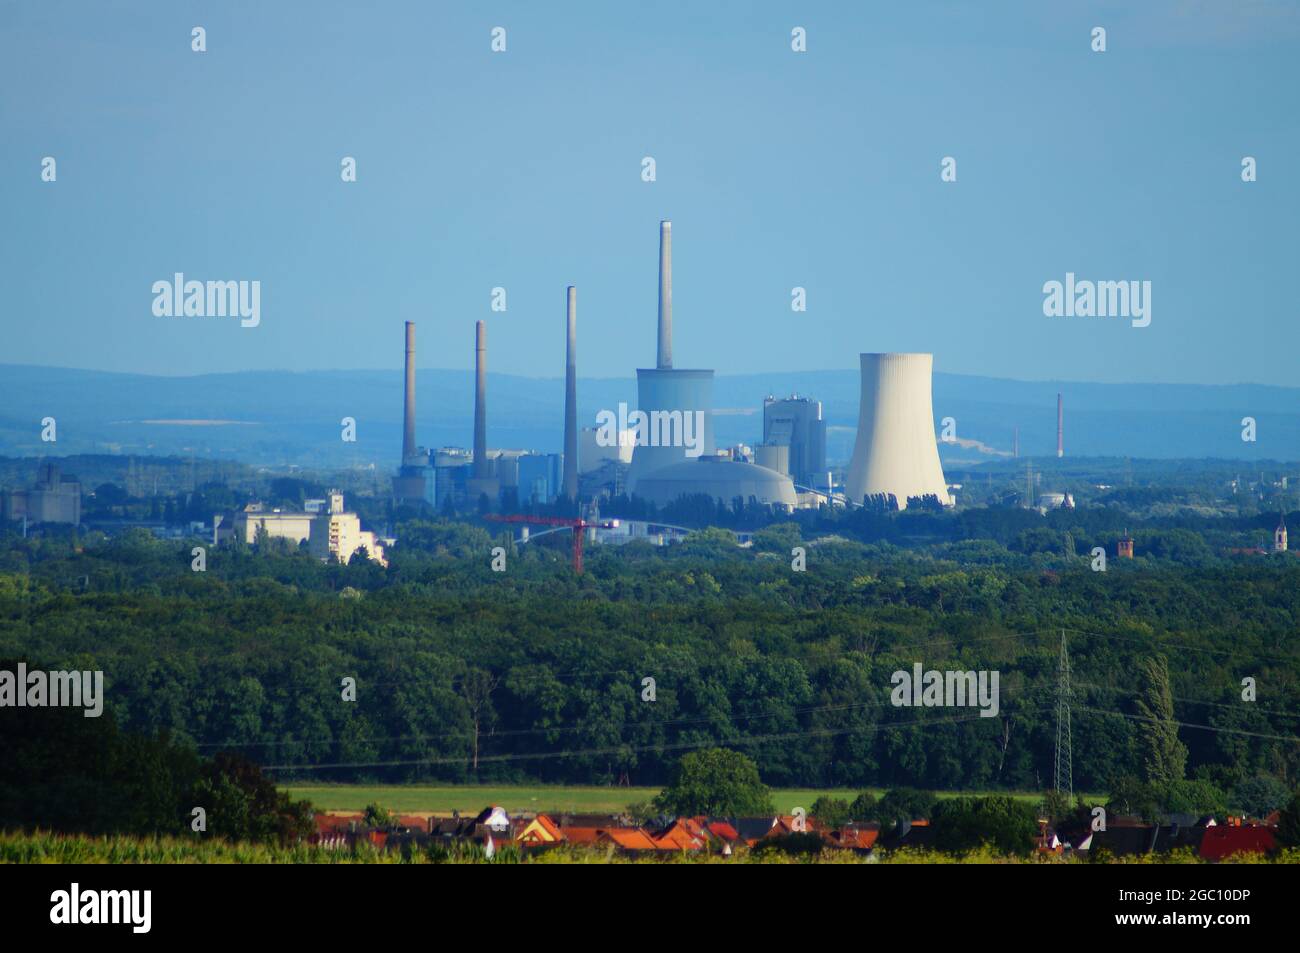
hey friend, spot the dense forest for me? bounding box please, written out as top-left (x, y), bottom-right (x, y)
top-left (1, 512), bottom-right (1296, 806)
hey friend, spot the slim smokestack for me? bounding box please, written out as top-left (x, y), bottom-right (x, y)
top-left (656, 220), bottom-right (672, 370)
top-left (402, 321), bottom-right (417, 464)
top-left (474, 320), bottom-right (489, 478)
top-left (563, 286), bottom-right (579, 501)
top-left (1013, 426), bottom-right (1019, 459)
top-left (1057, 393), bottom-right (1064, 458)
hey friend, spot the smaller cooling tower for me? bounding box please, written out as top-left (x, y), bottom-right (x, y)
top-left (844, 353), bottom-right (951, 509)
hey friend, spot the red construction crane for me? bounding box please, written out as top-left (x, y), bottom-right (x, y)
top-left (483, 513), bottom-right (619, 574)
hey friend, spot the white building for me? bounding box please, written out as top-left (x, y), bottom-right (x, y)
top-left (308, 491), bottom-right (387, 567)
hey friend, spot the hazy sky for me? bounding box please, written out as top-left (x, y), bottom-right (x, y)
top-left (3, 1), bottom-right (1297, 386)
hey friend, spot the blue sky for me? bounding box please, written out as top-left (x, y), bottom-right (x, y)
top-left (2, 0), bottom-right (1297, 385)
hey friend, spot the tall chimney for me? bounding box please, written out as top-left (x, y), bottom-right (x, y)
top-left (474, 320), bottom-right (489, 478)
top-left (402, 321), bottom-right (417, 465)
top-left (562, 286), bottom-right (579, 501)
top-left (656, 220), bottom-right (672, 370)
top-left (1057, 393), bottom-right (1064, 458)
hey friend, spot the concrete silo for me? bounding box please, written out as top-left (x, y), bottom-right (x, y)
top-left (843, 353), bottom-right (951, 509)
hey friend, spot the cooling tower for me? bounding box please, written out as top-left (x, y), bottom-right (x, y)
top-left (627, 220), bottom-right (716, 494)
top-left (562, 287), bottom-right (579, 500)
top-left (843, 353), bottom-right (951, 509)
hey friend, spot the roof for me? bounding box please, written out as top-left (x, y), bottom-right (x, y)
top-left (826, 827), bottom-right (879, 850)
top-left (632, 457), bottom-right (798, 507)
top-left (559, 827), bottom-right (604, 845)
top-left (602, 828), bottom-right (661, 851)
top-left (1200, 826), bottom-right (1276, 861)
top-left (516, 814), bottom-right (564, 844)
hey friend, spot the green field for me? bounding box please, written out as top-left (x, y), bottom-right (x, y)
top-left (281, 784), bottom-right (1098, 816)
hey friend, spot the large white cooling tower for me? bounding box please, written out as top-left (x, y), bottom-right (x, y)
top-left (844, 353), bottom-right (951, 509)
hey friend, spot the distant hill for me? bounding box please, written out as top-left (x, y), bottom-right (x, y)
top-left (1, 364), bottom-right (1296, 468)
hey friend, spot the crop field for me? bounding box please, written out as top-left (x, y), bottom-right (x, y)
top-left (279, 784), bottom-right (1100, 816)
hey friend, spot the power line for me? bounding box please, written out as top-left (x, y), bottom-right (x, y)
top-left (1076, 706), bottom-right (1300, 744)
top-left (261, 707), bottom-right (1047, 773)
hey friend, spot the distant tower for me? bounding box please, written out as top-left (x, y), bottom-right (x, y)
top-left (392, 321), bottom-right (433, 505)
top-left (562, 287), bottom-right (579, 501)
top-left (657, 220), bottom-right (672, 370)
top-left (467, 320), bottom-right (499, 503)
top-left (403, 321), bottom-right (418, 465)
top-left (1056, 393), bottom-right (1064, 459)
top-left (1118, 529), bottom-right (1134, 559)
top-left (473, 320), bottom-right (488, 478)
top-left (1276, 514), bottom-right (1288, 553)
top-left (1013, 426), bottom-right (1019, 459)
top-left (1053, 631), bottom-right (1073, 799)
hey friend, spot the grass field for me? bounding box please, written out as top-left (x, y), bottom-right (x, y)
top-left (281, 784), bottom-right (1100, 816)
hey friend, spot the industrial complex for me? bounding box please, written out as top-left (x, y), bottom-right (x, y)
top-left (389, 220), bottom-right (960, 515)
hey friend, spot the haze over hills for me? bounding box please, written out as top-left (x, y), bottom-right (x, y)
top-left (1, 363), bottom-right (1297, 469)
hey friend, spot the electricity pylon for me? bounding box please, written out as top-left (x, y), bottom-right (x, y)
top-left (1054, 630), bottom-right (1073, 798)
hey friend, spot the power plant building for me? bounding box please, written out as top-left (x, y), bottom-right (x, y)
top-left (1, 462), bottom-right (81, 525)
top-left (633, 456), bottom-right (797, 509)
top-left (844, 353), bottom-right (952, 509)
top-left (626, 221), bottom-right (717, 491)
top-left (761, 395), bottom-right (826, 488)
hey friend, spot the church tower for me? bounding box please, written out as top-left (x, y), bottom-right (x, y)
top-left (1276, 514), bottom-right (1288, 553)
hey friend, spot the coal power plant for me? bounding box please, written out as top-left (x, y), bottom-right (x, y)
top-left (626, 220), bottom-right (718, 493)
top-left (391, 220), bottom-right (955, 515)
top-left (843, 353), bottom-right (951, 509)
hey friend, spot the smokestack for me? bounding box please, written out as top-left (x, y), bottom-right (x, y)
top-left (402, 321), bottom-right (417, 464)
top-left (563, 286), bottom-right (579, 501)
top-left (474, 320), bottom-right (489, 478)
top-left (656, 220), bottom-right (672, 370)
top-left (1057, 393), bottom-right (1064, 458)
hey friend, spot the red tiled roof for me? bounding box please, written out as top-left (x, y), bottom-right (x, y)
top-left (827, 828), bottom-right (878, 850)
top-left (705, 821), bottom-right (740, 842)
top-left (1200, 826), bottom-right (1276, 861)
top-left (561, 827), bottom-right (604, 845)
top-left (603, 828), bottom-right (661, 851)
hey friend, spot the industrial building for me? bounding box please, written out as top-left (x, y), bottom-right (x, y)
top-left (232, 504), bottom-right (314, 545)
top-left (626, 221), bottom-right (718, 491)
top-left (2, 462), bottom-right (81, 525)
top-left (761, 394), bottom-right (827, 490)
top-left (632, 456), bottom-right (797, 509)
top-left (624, 221), bottom-right (795, 509)
top-left (843, 353), bottom-right (952, 509)
top-left (224, 491), bottom-right (386, 566)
